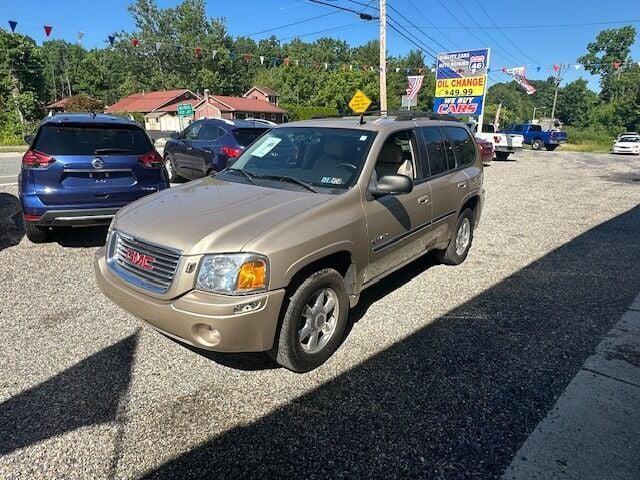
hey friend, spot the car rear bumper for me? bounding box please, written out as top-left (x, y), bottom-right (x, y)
top-left (494, 146), bottom-right (522, 152)
top-left (94, 248), bottom-right (286, 352)
top-left (29, 208), bottom-right (119, 226)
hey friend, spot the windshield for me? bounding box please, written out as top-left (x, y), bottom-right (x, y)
top-left (619, 136), bottom-right (640, 143)
top-left (222, 127), bottom-right (376, 193)
top-left (34, 124), bottom-right (152, 155)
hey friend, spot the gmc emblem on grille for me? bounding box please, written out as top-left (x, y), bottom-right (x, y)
top-left (124, 248), bottom-right (155, 271)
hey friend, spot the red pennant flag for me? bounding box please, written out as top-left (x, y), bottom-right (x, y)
top-left (613, 61), bottom-right (621, 70)
top-left (553, 64), bottom-right (559, 72)
top-left (502, 67), bottom-right (507, 73)
top-left (43, 25), bottom-right (52, 37)
top-left (195, 47), bottom-right (202, 57)
top-left (131, 38), bottom-right (140, 47)
top-left (243, 53), bottom-right (252, 62)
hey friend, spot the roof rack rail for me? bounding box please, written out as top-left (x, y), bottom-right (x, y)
top-left (309, 110), bottom-right (461, 122)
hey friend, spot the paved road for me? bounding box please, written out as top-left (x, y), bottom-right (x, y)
top-left (1, 150), bottom-right (639, 479)
top-left (0, 154), bottom-right (21, 186)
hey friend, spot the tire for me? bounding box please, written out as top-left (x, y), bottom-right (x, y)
top-left (164, 154), bottom-right (180, 183)
top-left (545, 144), bottom-right (558, 151)
top-left (24, 221), bottom-right (52, 243)
top-left (436, 209), bottom-right (475, 266)
top-left (532, 139), bottom-right (543, 150)
top-left (270, 268), bottom-right (349, 373)
top-left (495, 151), bottom-right (511, 160)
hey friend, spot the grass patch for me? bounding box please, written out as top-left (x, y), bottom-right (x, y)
top-left (0, 145), bottom-right (27, 153)
top-left (563, 127), bottom-right (616, 153)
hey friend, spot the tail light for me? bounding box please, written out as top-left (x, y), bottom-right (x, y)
top-left (22, 150), bottom-right (54, 169)
top-left (23, 213), bottom-right (42, 222)
top-left (138, 150), bottom-right (163, 168)
top-left (493, 136), bottom-right (501, 144)
top-left (220, 146), bottom-right (242, 158)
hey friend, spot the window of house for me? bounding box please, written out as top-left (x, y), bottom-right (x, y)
top-left (444, 126), bottom-right (476, 167)
top-left (260, 113), bottom-right (266, 120)
top-left (420, 127), bottom-right (450, 177)
top-left (271, 114), bottom-right (276, 121)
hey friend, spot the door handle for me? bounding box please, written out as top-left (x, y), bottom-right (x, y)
top-left (457, 182), bottom-right (467, 189)
top-left (186, 146), bottom-right (193, 151)
top-left (417, 195), bottom-right (430, 205)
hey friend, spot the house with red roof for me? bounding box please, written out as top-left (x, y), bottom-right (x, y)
top-left (105, 87), bottom-right (287, 132)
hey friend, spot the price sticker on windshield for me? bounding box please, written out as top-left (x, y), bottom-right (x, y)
top-left (348, 90), bottom-right (372, 114)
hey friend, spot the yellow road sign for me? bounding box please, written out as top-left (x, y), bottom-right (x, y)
top-left (348, 89), bottom-right (372, 114)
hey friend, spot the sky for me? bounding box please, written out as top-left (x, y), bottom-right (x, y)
top-left (3, 0), bottom-right (640, 91)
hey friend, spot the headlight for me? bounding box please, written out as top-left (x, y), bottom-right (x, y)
top-left (196, 254), bottom-right (269, 295)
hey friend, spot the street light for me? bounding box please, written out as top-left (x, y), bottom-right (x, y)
top-left (532, 107), bottom-right (546, 122)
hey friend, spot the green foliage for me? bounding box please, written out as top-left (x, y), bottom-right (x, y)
top-left (563, 126), bottom-right (616, 152)
top-left (283, 105), bottom-right (338, 121)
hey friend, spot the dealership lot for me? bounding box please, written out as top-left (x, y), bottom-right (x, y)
top-left (1, 150), bottom-right (640, 478)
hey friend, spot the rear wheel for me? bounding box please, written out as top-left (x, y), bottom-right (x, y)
top-left (532, 139), bottom-right (544, 150)
top-left (270, 268), bottom-right (349, 373)
top-left (24, 221), bottom-right (52, 243)
top-left (495, 151), bottom-right (511, 160)
top-left (436, 209), bottom-right (474, 265)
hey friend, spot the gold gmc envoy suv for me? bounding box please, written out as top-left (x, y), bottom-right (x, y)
top-left (95, 114), bottom-right (484, 372)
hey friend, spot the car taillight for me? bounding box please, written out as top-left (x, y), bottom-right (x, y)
top-left (22, 150), bottom-right (54, 169)
top-left (23, 213), bottom-right (41, 222)
top-left (493, 136), bottom-right (501, 143)
top-left (220, 146), bottom-right (242, 158)
top-left (138, 150), bottom-right (163, 168)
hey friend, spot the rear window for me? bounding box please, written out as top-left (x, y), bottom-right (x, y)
top-left (445, 126), bottom-right (476, 166)
top-left (33, 124), bottom-right (152, 155)
top-left (232, 128), bottom-right (268, 147)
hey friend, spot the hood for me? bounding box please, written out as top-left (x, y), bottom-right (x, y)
top-left (113, 177), bottom-right (330, 255)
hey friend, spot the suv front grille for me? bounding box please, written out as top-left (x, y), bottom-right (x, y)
top-left (108, 231), bottom-right (181, 293)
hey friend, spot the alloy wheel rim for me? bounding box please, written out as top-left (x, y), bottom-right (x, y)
top-left (455, 218), bottom-right (471, 256)
top-left (298, 288), bottom-right (339, 354)
top-left (165, 158), bottom-right (173, 178)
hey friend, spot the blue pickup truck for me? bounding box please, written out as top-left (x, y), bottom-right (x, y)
top-left (502, 124), bottom-right (568, 151)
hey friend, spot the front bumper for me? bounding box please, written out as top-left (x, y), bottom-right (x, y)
top-left (613, 147), bottom-right (640, 154)
top-left (94, 248), bottom-right (286, 352)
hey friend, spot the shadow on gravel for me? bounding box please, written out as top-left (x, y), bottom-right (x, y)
top-left (0, 193), bottom-right (24, 251)
top-left (144, 205), bottom-right (640, 479)
top-left (54, 226), bottom-right (109, 248)
top-left (0, 332), bottom-right (138, 456)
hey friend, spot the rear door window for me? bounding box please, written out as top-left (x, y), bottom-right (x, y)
top-left (419, 127), bottom-right (449, 177)
top-left (444, 126), bottom-right (476, 167)
top-left (233, 128), bottom-right (269, 147)
top-left (33, 124), bottom-right (152, 155)
top-left (183, 121), bottom-right (202, 140)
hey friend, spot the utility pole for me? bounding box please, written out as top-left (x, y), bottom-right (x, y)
top-left (550, 65), bottom-right (563, 126)
top-left (379, 0), bottom-right (387, 115)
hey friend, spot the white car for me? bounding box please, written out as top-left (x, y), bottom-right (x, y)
top-left (617, 131), bottom-right (639, 140)
top-left (612, 135), bottom-right (640, 155)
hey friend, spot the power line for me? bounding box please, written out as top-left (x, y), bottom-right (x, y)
top-left (278, 20), bottom-right (374, 42)
top-left (308, 0), bottom-right (377, 20)
top-left (385, 2), bottom-right (450, 52)
top-left (400, 18), bottom-right (640, 30)
top-left (404, 0), bottom-right (461, 51)
top-left (434, 0), bottom-right (521, 65)
top-left (244, 11), bottom-right (340, 37)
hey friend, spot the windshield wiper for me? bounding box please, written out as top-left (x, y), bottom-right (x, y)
top-left (94, 148), bottom-right (133, 154)
top-left (253, 174), bottom-right (318, 193)
top-left (227, 168), bottom-right (257, 185)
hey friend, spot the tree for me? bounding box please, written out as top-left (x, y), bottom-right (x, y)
top-left (578, 26), bottom-right (636, 100)
top-left (555, 79), bottom-right (599, 127)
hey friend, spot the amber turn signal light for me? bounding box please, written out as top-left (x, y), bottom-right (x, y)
top-left (237, 260), bottom-right (267, 291)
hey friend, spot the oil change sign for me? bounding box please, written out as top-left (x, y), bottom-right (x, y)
top-left (433, 48), bottom-right (489, 116)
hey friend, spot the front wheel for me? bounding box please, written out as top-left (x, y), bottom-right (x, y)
top-left (495, 151), bottom-right (511, 160)
top-left (164, 154), bottom-right (180, 183)
top-left (436, 209), bottom-right (475, 265)
top-left (270, 268), bottom-right (349, 373)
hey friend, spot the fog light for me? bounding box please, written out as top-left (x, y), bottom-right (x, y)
top-left (234, 300), bottom-right (261, 314)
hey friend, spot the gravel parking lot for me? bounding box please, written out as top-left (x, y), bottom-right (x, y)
top-left (1, 149), bottom-right (639, 479)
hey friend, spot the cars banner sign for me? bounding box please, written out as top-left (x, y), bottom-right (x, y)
top-left (433, 48), bottom-right (490, 117)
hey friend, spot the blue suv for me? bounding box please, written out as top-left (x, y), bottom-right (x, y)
top-left (163, 118), bottom-right (268, 182)
top-left (19, 113), bottom-right (168, 242)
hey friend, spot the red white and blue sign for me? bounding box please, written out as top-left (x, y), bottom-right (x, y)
top-left (434, 48), bottom-right (489, 117)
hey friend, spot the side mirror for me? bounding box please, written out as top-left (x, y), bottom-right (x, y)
top-left (24, 134), bottom-right (33, 145)
top-left (169, 132), bottom-right (180, 140)
top-left (370, 174), bottom-right (413, 197)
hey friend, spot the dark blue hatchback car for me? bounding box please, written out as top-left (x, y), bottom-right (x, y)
top-left (163, 118), bottom-right (268, 182)
top-left (19, 113), bottom-right (168, 242)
